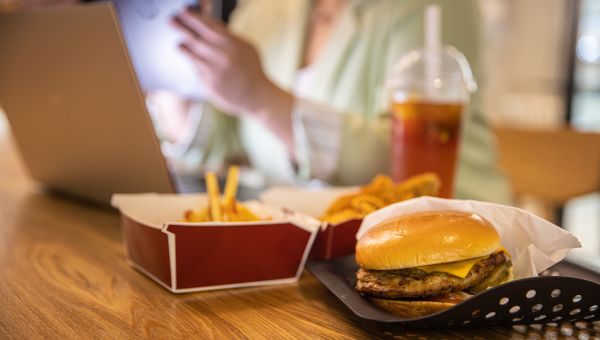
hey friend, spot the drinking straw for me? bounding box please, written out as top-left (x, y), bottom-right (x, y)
top-left (424, 4), bottom-right (442, 98)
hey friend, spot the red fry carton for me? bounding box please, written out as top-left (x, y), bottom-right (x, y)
top-left (111, 193), bottom-right (320, 293)
top-left (260, 186), bottom-right (361, 260)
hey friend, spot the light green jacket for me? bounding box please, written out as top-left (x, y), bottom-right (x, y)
top-left (196, 0), bottom-right (511, 204)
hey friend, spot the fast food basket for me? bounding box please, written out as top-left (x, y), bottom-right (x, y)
top-left (307, 197), bottom-right (600, 327)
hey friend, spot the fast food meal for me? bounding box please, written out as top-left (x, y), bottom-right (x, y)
top-left (355, 210), bottom-right (513, 318)
top-left (184, 166), bottom-right (265, 222)
top-left (320, 173), bottom-right (441, 224)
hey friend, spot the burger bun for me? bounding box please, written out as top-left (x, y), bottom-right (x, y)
top-left (356, 210), bottom-right (501, 270)
top-left (369, 298), bottom-right (455, 318)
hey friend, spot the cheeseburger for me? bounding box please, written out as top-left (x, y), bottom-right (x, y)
top-left (355, 210), bottom-right (512, 318)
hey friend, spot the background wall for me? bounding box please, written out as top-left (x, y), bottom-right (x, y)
top-left (479, 0), bottom-right (573, 128)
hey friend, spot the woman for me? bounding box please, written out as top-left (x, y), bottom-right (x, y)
top-left (171, 0), bottom-right (511, 203)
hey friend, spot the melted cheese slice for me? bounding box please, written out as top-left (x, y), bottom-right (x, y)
top-left (416, 248), bottom-right (509, 279)
top-left (416, 256), bottom-right (487, 278)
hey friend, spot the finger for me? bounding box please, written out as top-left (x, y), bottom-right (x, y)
top-left (199, 0), bottom-right (213, 18)
top-left (183, 7), bottom-right (228, 33)
top-left (179, 43), bottom-right (209, 63)
top-left (187, 8), bottom-right (229, 35)
top-left (171, 18), bottom-right (227, 62)
top-left (178, 43), bottom-right (212, 75)
top-left (182, 37), bottom-right (222, 61)
top-left (170, 16), bottom-right (201, 39)
top-left (177, 9), bottom-right (228, 46)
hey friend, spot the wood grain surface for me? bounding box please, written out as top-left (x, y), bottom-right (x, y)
top-left (1, 131), bottom-right (599, 339)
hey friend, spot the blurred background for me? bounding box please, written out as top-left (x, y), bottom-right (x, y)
top-left (480, 0), bottom-right (599, 130)
top-left (478, 0), bottom-right (600, 268)
top-left (0, 0), bottom-right (599, 266)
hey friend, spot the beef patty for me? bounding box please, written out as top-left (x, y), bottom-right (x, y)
top-left (355, 251), bottom-right (508, 299)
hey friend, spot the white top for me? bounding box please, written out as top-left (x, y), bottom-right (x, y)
top-left (291, 67), bottom-right (344, 182)
top-left (293, 65), bottom-right (317, 99)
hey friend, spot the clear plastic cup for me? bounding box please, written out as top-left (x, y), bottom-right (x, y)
top-left (388, 45), bottom-right (477, 198)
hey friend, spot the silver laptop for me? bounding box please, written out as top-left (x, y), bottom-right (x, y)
top-left (0, 3), bottom-right (189, 204)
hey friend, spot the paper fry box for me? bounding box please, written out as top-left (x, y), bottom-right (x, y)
top-left (111, 193), bottom-right (320, 293)
top-left (260, 186), bottom-right (361, 260)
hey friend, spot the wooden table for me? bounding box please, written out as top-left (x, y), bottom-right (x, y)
top-left (1, 131), bottom-right (599, 339)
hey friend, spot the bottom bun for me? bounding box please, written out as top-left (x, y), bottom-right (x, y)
top-left (369, 298), bottom-right (455, 318)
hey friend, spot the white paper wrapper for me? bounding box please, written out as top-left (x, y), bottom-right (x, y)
top-left (260, 186), bottom-right (357, 219)
top-left (357, 196), bottom-right (581, 279)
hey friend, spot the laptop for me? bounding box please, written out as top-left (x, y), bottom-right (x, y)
top-left (0, 3), bottom-right (203, 204)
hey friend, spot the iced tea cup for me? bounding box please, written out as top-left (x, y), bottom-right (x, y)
top-left (388, 44), bottom-right (476, 198)
top-left (391, 100), bottom-right (465, 198)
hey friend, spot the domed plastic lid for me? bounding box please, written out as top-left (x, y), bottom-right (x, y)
top-left (388, 45), bottom-right (478, 95)
top-left (387, 5), bottom-right (477, 103)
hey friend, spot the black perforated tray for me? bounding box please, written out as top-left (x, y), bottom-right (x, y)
top-left (307, 255), bottom-right (600, 327)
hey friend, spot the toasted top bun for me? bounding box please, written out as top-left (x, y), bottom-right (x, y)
top-left (356, 210), bottom-right (500, 270)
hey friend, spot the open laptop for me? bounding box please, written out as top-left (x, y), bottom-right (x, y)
top-left (0, 3), bottom-right (199, 204)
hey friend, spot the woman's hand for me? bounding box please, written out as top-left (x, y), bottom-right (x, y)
top-left (171, 9), bottom-right (294, 153)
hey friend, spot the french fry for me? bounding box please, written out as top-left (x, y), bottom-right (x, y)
top-left (184, 166), bottom-right (268, 223)
top-left (322, 194), bottom-right (353, 216)
top-left (223, 166), bottom-right (240, 213)
top-left (350, 195), bottom-right (386, 213)
top-left (320, 173), bottom-right (441, 224)
top-left (360, 174), bottom-right (393, 194)
top-left (184, 209), bottom-right (210, 222)
top-left (231, 203), bottom-right (262, 222)
top-left (205, 171), bottom-right (222, 221)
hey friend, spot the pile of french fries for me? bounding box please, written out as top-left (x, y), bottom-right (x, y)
top-left (184, 166), bottom-right (264, 222)
top-left (320, 173), bottom-right (441, 224)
